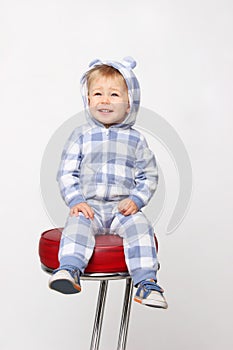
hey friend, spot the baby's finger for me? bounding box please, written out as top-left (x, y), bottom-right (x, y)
top-left (86, 206), bottom-right (94, 220)
top-left (122, 207), bottom-right (133, 216)
top-left (74, 207), bottom-right (80, 217)
top-left (123, 204), bottom-right (139, 216)
top-left (118, 199), bottom-right (130, 210)
top-left (80, 204), bottom-right (94, 220)
top-left (79, 207), bottom-right (89, 219)
top-left (70, 208), bottom-right (78, 217)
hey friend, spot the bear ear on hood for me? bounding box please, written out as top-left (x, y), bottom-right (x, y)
top-left (122, 56), bottom-right (137, 69)
top-left (88, 58), bottom-right (102, 67)
top-left (88, 57), bottom-right (137, 70)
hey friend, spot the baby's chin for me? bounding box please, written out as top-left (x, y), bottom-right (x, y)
top-left (94, 115), bottom-right (126, 126)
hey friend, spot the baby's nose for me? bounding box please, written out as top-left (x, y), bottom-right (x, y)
top-left (101, 94), bottom-right (110, 104)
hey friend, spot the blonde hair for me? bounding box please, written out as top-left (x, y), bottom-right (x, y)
top-left (85, 65), bottom-right (128, 93)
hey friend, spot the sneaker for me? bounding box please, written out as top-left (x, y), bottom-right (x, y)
top-left (49, 268), bottom-right (81, 294)
top-left (134, 279), bottom-right (168, 309)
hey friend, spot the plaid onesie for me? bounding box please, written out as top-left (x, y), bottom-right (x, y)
top-left (57, 57), bottom-right (159, 285)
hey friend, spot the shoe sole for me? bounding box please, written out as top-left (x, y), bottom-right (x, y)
top-left (134, 296), bottom-right (168, 309)
top-left (49, 279), bottom-right (81, 294)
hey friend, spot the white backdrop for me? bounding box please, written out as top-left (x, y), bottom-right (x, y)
top-left (1, 1), bottom-right (233, 349)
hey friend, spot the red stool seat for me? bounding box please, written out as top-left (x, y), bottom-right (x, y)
top-left (39, 228), bottom-right (130, 274)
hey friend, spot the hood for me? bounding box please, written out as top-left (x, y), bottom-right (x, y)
top-left (80, 56), bottom-right (140, 128)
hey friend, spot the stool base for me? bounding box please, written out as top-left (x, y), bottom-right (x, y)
top-left (42, 265), bottom-right (133, 350)
top-left (90, 278), bottom-right (133, 350)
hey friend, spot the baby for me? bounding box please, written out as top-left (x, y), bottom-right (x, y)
top-left (49, 57), bottom-right (168, 309)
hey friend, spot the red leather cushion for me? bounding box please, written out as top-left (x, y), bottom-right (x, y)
top-left (39, 228), bottom-right (158, 274)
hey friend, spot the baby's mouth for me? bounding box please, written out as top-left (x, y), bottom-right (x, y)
top-left (98, 108), bottom-right (113, 113)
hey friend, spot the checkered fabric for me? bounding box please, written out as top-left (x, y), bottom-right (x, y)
top-left (57, 57), bottom-right (159, 285)
top-left (57, 124), bottom-right (158, 210)
top-left (59, 200), bottom-right (158, 285)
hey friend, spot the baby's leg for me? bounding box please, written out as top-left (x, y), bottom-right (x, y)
top-left (49, 213), bottom-right (103, 294)
top-left (111, 211), bottom-right (158, 286)
top-left (58, 213), bottom-right (100, 273)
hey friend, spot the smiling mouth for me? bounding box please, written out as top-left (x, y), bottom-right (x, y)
top-left (98, 109), bottom-right (113, 113)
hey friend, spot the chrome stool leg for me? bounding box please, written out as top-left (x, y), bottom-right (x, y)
top-left (90, 280), bottom-right (109, 350)
top-left (117, 278), bottom-right (134, 350)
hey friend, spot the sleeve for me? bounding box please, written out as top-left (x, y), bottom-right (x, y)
top-left (56, 128), bottom-right (86, 208)
top-left (128, 134), bottom-right (158, 209)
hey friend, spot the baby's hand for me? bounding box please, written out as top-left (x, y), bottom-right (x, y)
top-left (70, 202), bottom-right (94, 220)
top-left (118, 198), bottom-right (138, 216)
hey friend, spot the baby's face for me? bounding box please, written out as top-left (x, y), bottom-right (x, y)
top-left (88, 75), bottom-right (130, 127)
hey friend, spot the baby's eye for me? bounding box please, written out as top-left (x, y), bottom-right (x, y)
top-left (94, 92), bottom-right (101, 96)
top-left (111, 93), bottom-right (119, 97)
